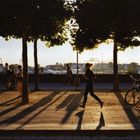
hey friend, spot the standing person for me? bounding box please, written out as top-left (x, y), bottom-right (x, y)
top-left (16, 65), bottom-right (23, 95)
top-left (81, 63), bottom-right (103, 108)
top-left (10, 70), bottom-right (16, 89)
top-left (4, 63), bottom-right (10, 89)
top-left (66, 64), bottom-right (73, 85)
top-left (4, 63), bottom-right (9, 71)
top-left (4, 63), bottom-right (15, 90)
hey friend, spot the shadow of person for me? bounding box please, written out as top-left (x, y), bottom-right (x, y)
top-left (56, 94), bottom-right (74, 111)
top-left (96, 111), bottom-right (105, 130)
top-left (75, 110), bottom-right (85, 130)
top-left (61, 92), bottom-right (83, 124)
top-left (134, 101), bottom-right (140, 113)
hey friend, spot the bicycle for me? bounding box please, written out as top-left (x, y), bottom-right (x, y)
top-left (125, 75), bottom-right (140, 105)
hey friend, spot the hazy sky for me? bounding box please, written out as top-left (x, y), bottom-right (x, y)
top-left (0, 37), bottom-right (140, 67)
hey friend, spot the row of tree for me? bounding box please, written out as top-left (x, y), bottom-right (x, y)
top-left (0, 0), bottom-right (71, 104)
top-left (70, 0), bottom-right (140, 91)
top-left (0, 0), bottom-right (140, 104)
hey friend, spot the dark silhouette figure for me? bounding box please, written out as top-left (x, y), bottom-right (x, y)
top-left (16, 65), bottom-right (23, 95)
top-left (75, 110), bottom-right (84, 130)
top-left (10, 70), bottom-right (16, 89)
top-left (81, 63), bottom-right (103, 108)
top-left (65, 64), bottom-right (73, 85)
top-left (5, 69), bottom-right (16, 90)
top-left (96, 112), bottom-right (105, 130)
top-left (3, 63), bottom-right (9, 89)
top-left (4, 63), bottom-right (9, 71)
top-left (3, 63), bottom-right (15, 90)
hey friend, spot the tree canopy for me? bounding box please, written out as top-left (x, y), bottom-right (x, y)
top-left (71, 0), bottom-right (140, 91)
top-left (0, 0), bottom-right (72, 103)
top-left (0, 0), bottom-right (71, 45)
top-left (72, 0), bottom-right (140, 51)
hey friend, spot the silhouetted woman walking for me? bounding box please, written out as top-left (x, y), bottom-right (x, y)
top-left (81, 63), bottom-right (103, 108)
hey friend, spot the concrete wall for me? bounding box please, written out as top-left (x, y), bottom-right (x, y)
top-left (0, 74), bottom-right (137, 83)
top-left (28, 74), bottom-right (134, 83)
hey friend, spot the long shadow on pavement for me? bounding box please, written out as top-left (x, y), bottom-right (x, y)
top-left (134, 101), bottom-right (140, 113)
top-left (56, 94), bottom-right (74, 111)
top-left (0, 91), bottom-right (22, 117)
top-left (61, 90), bottom-right (83, 124)
top-left (0, 95), bottom-right (21, 106)
top-left (0, 90), bottom-right (66, 128)
top-left (16, 91), bottom-right (67, 129)
top-left (75, 110), bottom-right (85, 130)
top-left (75, 110), bottom-right (105, 130)
top-left (0, 103), bottom-right (23, 117)
top-left (96, 111), bottom-right (105, 130)
top-left (114, 91), bottom-right (140, 129)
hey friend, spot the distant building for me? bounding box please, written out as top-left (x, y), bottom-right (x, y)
top-left (39, 62), bottom-right (140, 75)
top-left (94, 63), bottom-right (113, 74)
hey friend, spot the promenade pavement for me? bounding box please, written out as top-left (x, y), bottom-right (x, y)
top-left (0, 83), bottom-right (140, 139)
top-left (0, 89), bottom-right (140, 131)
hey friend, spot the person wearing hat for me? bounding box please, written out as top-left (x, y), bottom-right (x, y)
top-left (81, 63), bottom-right (103, 108)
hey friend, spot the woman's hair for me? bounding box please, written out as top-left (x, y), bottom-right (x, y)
top-left (85, 63), bottom-right (93, 68)
top-left (18, 65), bottom-right (22, 69)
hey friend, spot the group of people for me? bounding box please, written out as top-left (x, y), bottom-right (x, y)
top-left (66, 63), bottom-right (103, 108)
top-left (4, 63), bottom-right (23, 94)
top-left (3, 62), bottom-right (103, 108)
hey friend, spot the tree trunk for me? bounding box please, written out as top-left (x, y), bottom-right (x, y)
top-left (34, 39), bottom-right (39, 90)
top-left (113, 39), bottom-right (119, 91)
top-left (22, 34), bottom-right (29, 104)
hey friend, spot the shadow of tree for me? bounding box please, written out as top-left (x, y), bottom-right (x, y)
top-left (75, 110), bottom-right (84, 130)
top-left (135, 100), bottom-right (140, 112)
top-left (16, 91), bottom-right (67, 129)
top-left (114, 91), bottom-right (140, 129)
top-left (0, 95), bottom-right (21, 106)
top-left (0, 103), bottom-right (23, 117)
top-left (96, 111), bottom-right (105, 130)
top-left (0, 91), bottom-right (66, 127)
top-left (61, 91), bottom-right (83, 124)
top-left (56, 94), bottom-right (74, 111)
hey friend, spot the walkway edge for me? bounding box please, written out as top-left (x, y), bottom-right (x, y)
top-left (0, 130), bottom-right (140, 137)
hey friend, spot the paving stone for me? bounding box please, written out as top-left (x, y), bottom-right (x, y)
top-left (0, 90), bottom-right (140, 130)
